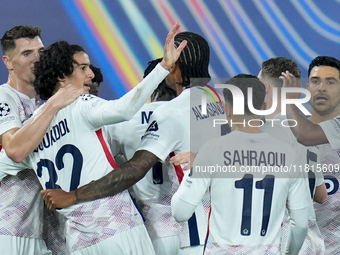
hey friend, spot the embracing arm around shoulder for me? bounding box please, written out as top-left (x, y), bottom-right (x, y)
top-left (1, 85), bottom-right (83, 162)
top-left (42, 150), bottom-right (159, 210)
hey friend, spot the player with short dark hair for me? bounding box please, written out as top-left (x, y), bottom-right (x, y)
top-left (284, 56), bottom-right (340, 149)
top-left (259, 57), bottom-right (327, 254)
top-left (0, 25), bottom-right (83, 255)
top-left (171, 74), bottom-right (309, 254)
top-left (297, 55), bottom-right (340, 254)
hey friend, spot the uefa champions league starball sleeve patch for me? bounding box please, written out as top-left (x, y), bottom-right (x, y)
top-left (0, 102), bottom-right (11, 116)
top-left (81, 94), bottom-right (96, 101)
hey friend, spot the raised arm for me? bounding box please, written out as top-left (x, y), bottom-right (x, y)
top-left (1, 84), bottom-right (84, 162)
top-left (42, 150), bottom-right (158, 210)
top-left (84, 23), bottom-right (187, 128)
top-left (281, 71), bottom-right (328, 146)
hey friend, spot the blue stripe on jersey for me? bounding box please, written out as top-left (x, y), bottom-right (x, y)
top-left (203, 231), bottom-right (209, 253)
top-left (128, 191), bottom-right (145, 222)
top-left (188, 212), bottom-right (200, 246)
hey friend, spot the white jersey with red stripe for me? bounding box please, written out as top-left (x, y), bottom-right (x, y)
top-left (318, 115), bottom-right (340, 150)
top-left (313, 143), bottom-right (340, 254)
top-left (262, 113), bottom-right (325, 255)
top-left (172, 131), bottom-right (309, 254)
top-left (0, 83), bottom-right (44, 240)
top-left (138, 86), bottom-right (227, 248)
top-left (105, 101), bottom-right (183, 242)
top-left (0, 94), bottom-right (152, 252)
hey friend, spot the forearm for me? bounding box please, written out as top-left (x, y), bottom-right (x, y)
top-left (287, 104), bottom-right (327, 146)
top-left (73, 150), bottom-right (158, 204)
top-left (314, 183), bottom-right (327, 204)
top-left (2, 100), bottom-right (59, 162)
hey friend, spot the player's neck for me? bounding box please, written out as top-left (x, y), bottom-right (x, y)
top-left (309, 109), bottom-right (339, 124)
top-left (175, 84), bottom-right (184, 96)
top-left (230, 116), bottom-right (263, 133)
top-left (8, 78), bottom-right (36, 99)
top-left (265, 97), bottom-right (282, 119)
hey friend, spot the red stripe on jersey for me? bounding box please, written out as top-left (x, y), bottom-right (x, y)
top-left (0, 145), bottom-right (2, 151)
top-left (96, 128), bottom-right (117, 169)
top-left (170, 151), bottom-right (184, 183)
top-left (206, 193), bottom-right (212, 239)
top-left (203, 204), bottom-right (212, 251)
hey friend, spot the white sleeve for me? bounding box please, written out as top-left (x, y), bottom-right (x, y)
top-left (285, 207), bottom-right (309, 254)
top-left (283, 177), bottom-right (309, 253)
top-left (0, 90), bottom-right (22, 136)
top-left (137, 106), bottom-right (186, 161)
top-left (287, 175), bottom-right (310, 211)
top-left (318, 117), bottom-right (340, 150)
top-left (171, 171), bottom-right (210, 222)
top-left (171, 144), bottom-right (213, 222)
top-left (79, 64), bottom-right (169, 129)
top-left (0, 150), bottom-right (31, 180)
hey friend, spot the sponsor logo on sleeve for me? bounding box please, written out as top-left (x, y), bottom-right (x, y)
top-left (0, 115), bottom-right (15, 125)
top-left (146, 120), bottom-right (158, 132)
top-left (141, 120), bottom-right (160, 141)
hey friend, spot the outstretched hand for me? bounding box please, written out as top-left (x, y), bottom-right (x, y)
top-left (41, 189), bottom-right (76, 210)
top-left (280, 71), bottom-right (301, 99)
top-left (169, 151), bottom-right (197, 170)
top-left (160, 23), bottom-right (187, 70)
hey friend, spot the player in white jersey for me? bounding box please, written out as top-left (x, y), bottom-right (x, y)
top-left (0, 23), bottom-right (186, 254)
top-left (283, 56), bottom-right (340, 254)
top-left (41, 31), bottom-right (227, 255)
top-left (105, 58), bottom-right (181, 255)
top-left (282, 58), bottom-right (340, 151)
top-left (172, 74), bottom-right (309, 255)
top-left (0, 25), bottom-right (84, 255)
top-left (258, 57), bottom-right (327, 254)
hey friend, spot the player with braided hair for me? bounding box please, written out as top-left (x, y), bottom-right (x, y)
top-left (104, 57), bottom-right (178, 255)
top-left (171, 32), bottom-right (210, 89)
top-left (42, 31), bottom-right (226, 255)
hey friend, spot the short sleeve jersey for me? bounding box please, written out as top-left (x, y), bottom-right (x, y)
top-left (173, 131), bottom-right (309, 253)
top-left (0, 83), bottom-right (43, 239)
top-left (0, 95), bottom-right (147, 252)
top-left (137, 86), bottom-right (227, 247)
top-left (318, 115), bottom-right (340, 150)
top-left (0, 83), bottom-right (38, 134)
